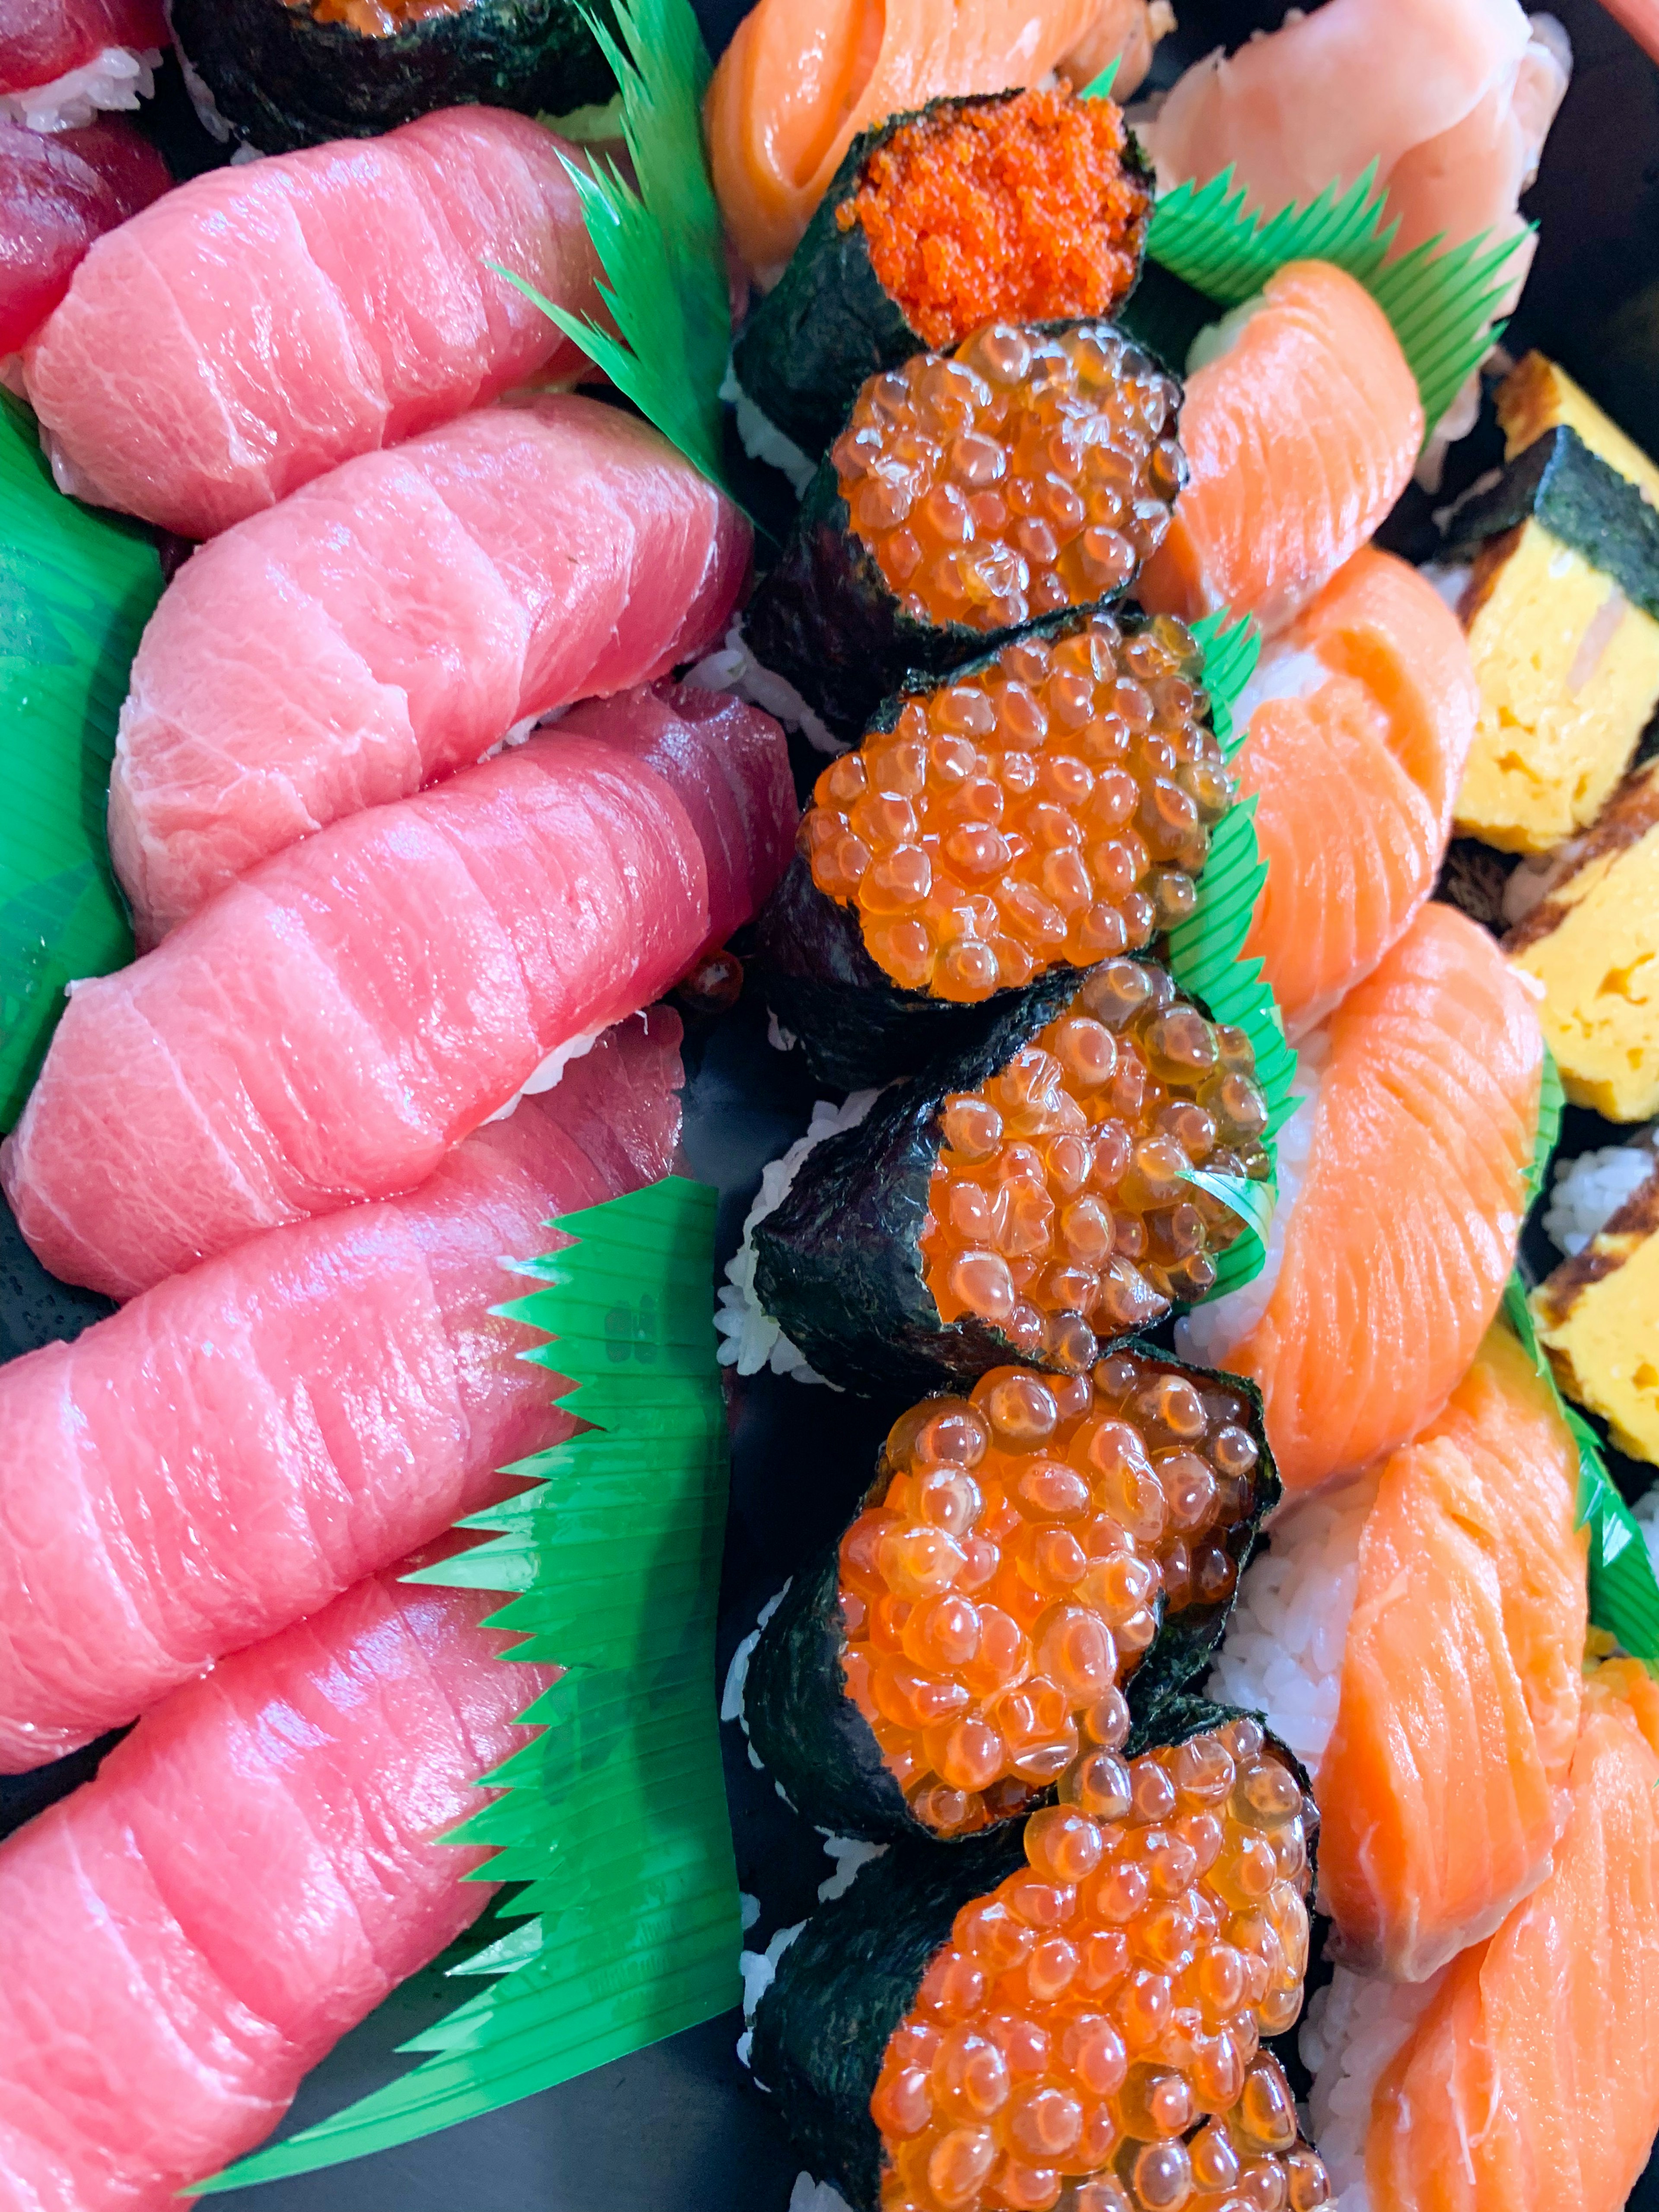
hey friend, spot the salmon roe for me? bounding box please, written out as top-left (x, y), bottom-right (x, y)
top-left (921, 962), bottom-right (1271, 1371)
top-left (832, 324), bottom-right (1183, 635)
top-left (843, 89), bottom-right (1152, 352)
top-left (870, 1718), bottom-right (1329, 2212)
top-left (297, 0), bottom-right (470, 32)
top-left (839, 1358), bottom-right (1264, 1838)
top-left (802, 615), bottom-right (1231, 1002)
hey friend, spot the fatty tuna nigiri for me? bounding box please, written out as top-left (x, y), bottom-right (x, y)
top-left (1137, 261), bottom-right (1424, 636)
top-left (1180, 903), bottom-right (1542, 1490)
top-left (1237, 547), bottom-right (1480, 1036)
top-left (22, 106), bottom-right (605, 537)
top-left (0, 1009), bottom-right (680, 1771)
top-left (0, 1566), bottom-right (552, 2212)
top-left (111, 395), bottom-right (750, 944)
top-left (1306, 1659), bottom-right (1659, 2212)
top-left (0, 117), bottom-right (167, 355)
top-left (2, 685), bottom-right (794, 1300)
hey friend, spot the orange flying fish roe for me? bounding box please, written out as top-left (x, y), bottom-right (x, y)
top-left (294, 0), bottom-right (470, 32)
top-left (869, 1717), bottom-right (1329, 2212)
top-left (801, 614), bottom-right (1232, 1003)
top-left (838, 1358), bottom-right (1265, 1839)
top-left (920, 962), bottom-right (1271, 1372)
top-left (842, 89), bottom-right (1152, 352)
top-left (832, 324), bottom-right (1183, 636)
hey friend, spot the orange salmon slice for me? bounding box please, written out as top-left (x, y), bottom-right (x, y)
top-left (1138, 261), bottom-right (1424, 636)
top-left (1238, 547), bottom-right (1479, 1039)
top-left (1317, 1322), bottom-right (1588, 1983)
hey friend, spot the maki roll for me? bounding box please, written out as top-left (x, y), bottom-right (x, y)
top-left (743, 1354), bottom-right (1278, 1844)
top-left (167, 0), bottom-right (616, 154)
top-left (733, 87), bottom-right (1154, 461)
top-left (750, 1701), bottom-right (1331, 2212)
top-left (757, 608), bottom-right (1233, 1088)
top-left (752, 957), bottom-right (1271, 1392)
top-left (745, 323), bottom-right (1185, 734)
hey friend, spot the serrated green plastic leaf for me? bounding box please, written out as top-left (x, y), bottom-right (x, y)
top-left (1188, 607), bottom-right (1260, 755)
top-left (0, 393), bottom-right (159, 1127)
top-left (1144, 163), bottom-right (1527, 438)
top-left (1079, 56), bottom-right (1121, 101)
top-left (200, 1177), bottom-right (741, 2193)
top-left (1503, 1276), bottom-right (1659, 1667)
top-left (1523, 1045), bottom-right (1565, 1213)
top-left (501, 0), bottom-right (733, 496)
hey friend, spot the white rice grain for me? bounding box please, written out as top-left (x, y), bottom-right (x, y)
top-left (721, 1579), bottom-right (792, 1770)
top-left (788, 2176), bottom-right (855, 2212)
top-left (685, 620), bottom-right (842, 757)
top-left (0, 43), bottom-right (159, 131)
top-left (736, 1919), bottom-right (804, 2079)
top-left (816, 1832), bottom-right (886, 1903)
top-left (1300, 1963), bottom-right (1446, 2211)
top-left (1543, 1137), bottom-right (1657, 1255)
top-left (719, 364), bottom-right (816, 497)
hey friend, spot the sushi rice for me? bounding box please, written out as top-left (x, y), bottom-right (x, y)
top-left (686, 621), bottom-right (842, 756)
top-left (1543, 1135), bottom-right (1659, 1253)
top-left (1299, 1967), bottom-right (1448, 2212)
top-left (0, 44), bottom-right (160, 132)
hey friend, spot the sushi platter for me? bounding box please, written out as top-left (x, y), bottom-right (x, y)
top-left (6, 1), bottom-right (1659, 2209)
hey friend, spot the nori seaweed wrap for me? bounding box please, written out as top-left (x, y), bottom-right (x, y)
top-left (743, 1354), bottom-right (1280, 1847)
top-left (752, 958), bottom-right (1271, 1395)
top-left (750, 1699), bottom-right (1328, 2212)
top-left (733, 87), bottom-right (1153, 462)
top-left (168, 0), bottom-right (617, 154)
top-left (744, 321), bottom-right (1183, 736)
top-left (754, 608), bottom-right (1233, 1092)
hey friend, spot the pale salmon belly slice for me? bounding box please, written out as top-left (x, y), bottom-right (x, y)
top-left (1364, 1660), bottom-right (1659, 2212)
top-left (1185, 903), bottom-right (1541, 1489)
top-left (1137, 261), bottom-right (1424, 637)
top-left (0, 1569), bottom-right (553, 2211)
top-left (1239, 547), bottom-right (1480, 1037)
top-left (1316, 1322), bottom-right (1587, 1984)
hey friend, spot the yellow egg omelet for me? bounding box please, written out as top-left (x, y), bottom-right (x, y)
top-left (1500, 352), bottom-right (1659, 509)
top-left (1535, 1166), bottom-right (1659, 1466)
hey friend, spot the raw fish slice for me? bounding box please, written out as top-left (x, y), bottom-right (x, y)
top-left (110, 395), bottom-right (750, 944)
top-left (0, 0), bottom-right (163, 101)
top-left (1317, 1324), bottom-right (1586, 1983)
top-left (1360, 1661), bottom-right (1659, 2212)
top-left (2, 686), bottom-right (794, 1300)
top-left (1137, 261), bottom-right (1424, 635)
top-left (704, 0), bottom-right (1170, 283)
top-left (0, 117), bottom-right (167, 354)
top-left (22, 108), bottom-right (605, 537)
top-left (0, 1567), bottom-right (553, 2212)
top-left (0, 1009), bottom-right (681, 1772)
top-left (1181, 903), bottom-right (1541, 1490)
top-left (1239, 547), bottom-right (1480, 1036)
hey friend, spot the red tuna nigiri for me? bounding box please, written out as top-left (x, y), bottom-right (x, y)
top-left (0, 118), bottom-right (167, 354)
top-left (22, 107), bottom-right (606, 537)
top-left (2, 684), bottom-right (793, 1300)
top-left (0, 0), bottom-right (164, 104)
top-left (0, 1567), bottom-right (552, 2210)
top-left (0, 1009), bottom-right (680, 1772)
top-left (111, 395), bottom-right (751, 944)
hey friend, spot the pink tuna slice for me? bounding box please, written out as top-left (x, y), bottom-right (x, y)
top-left (2, 683), bottom-right (795, 1300)
top-left (0, 118), bottom-right (170, 356)
top-left (109, 394), bottom-right (752, 945)
top-left (22, 107), bottom-right (607, 538)
top-left (0, 1566), bottom-right (554, 2209)
top-left (0, 1007), bottom-right (682, 1772)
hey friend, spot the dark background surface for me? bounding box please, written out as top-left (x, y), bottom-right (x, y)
top-left (3, 1), bottom-right (1659, 2205)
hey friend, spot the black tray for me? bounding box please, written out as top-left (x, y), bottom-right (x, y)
top-left (3, 3), bottom-right (1659, 2204)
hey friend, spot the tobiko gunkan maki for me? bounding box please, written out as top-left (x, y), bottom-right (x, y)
top-left (743, 1355), bottom-right (1278, 1845)
top-left (751, 958), bottom-right (1271, 1394)
top-left (756, 609), bottom-right (1233, 1087)
top-left (745, 324), bottom-right (1185, 734)
top-left (750, 1702), bottom-right (1330, 2212)
top-left (734, 86), bottom-right (1154, 459)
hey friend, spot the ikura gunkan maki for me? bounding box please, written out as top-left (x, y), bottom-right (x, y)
top-left (733, 87), bottom-right (1154, 459)
top-left (167, 0), bottom-right (616, 152)
top-left (745, 325), bottom-right (1185, 734)
top-left (742, 1356), bottom-right (1278, 1845)
top-left (756, 609), bottom-right (1232, 1086)
top-left (749, 1704), bottom-right (1330, 2212)
top-left (750, 959), bottom-right (1270, 1394)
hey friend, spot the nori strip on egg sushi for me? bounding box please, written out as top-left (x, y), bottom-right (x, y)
top-left (742, 1356), bottom-right (1280, 1847)
top-left (744, 320), bottom-right (1184, 736)
top-left (754, 607), bottom-right (1233, 1091)
top-left (751, 957), bottom-right (1272, 1395)
top-left (167, 0), bottom-right (617, 154)
top-left (749, 1698), bottom-right (1324, 2212)
top-left (732, 86), bottom-right (1154, 461)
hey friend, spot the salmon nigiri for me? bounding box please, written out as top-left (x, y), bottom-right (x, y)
top-left (704, 0), bottom-right (1172, 283)
top-left (1137, 261), bottom-right (1424, 636)
top-left (1306, 1659), bottom-right (1659, 2212)
top-left (1236, 546), bottom-right (1480, 1036)
top-left (1180, 903), bottom-right (1542, 1490)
